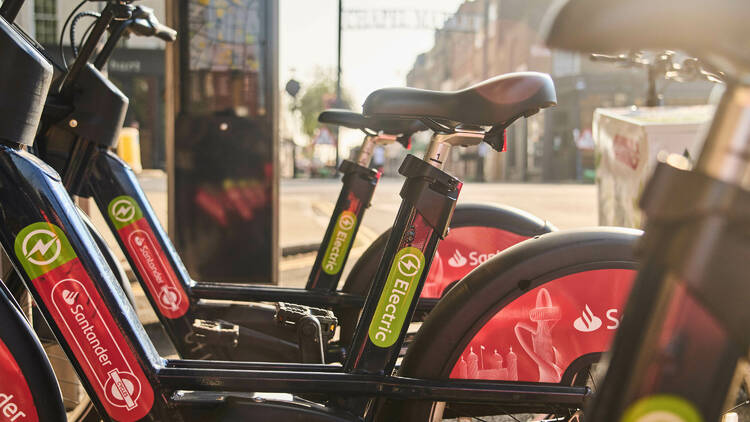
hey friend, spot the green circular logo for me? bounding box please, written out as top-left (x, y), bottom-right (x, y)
top-left (622, 395), bottom-right (702, 422)
top-left (108, 196), bottom-right (144, 229)
top-left (111, 198), bottom-right (136, 223)
top-left (338, 213), bottom-right (355, 230)
top-left (21, 228), bottom-right (61, 265)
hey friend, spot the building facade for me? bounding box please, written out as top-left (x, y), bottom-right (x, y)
top-left (406, 0), bottom-right (714, 182)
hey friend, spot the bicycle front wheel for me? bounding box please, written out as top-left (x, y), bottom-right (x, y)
top-left (378, 227), bottom-right (640, 421)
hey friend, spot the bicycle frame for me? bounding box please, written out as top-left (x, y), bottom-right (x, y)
top-left (83, 134), bottom-right (385, 359)
top-left (0, 133), bottom-right (589, 420)
top-left (33, 38), bottom-right (394, 358)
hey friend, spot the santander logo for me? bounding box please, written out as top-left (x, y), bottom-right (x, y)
top-left (62, 289), bottom-right (79, 306)
top-left (573, 305), bottom-right (621, 333)
top-left (0, 391), bottom-right (29, 422)
top-left (573, 305), bottom-right (602, 332)
top-left (447, 249), bottom-right (504, 268)
top-left (448, 250), bottom-right (467, 267)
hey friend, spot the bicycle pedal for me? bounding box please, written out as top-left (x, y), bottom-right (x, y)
top-left (275, 302), bottom-right (337, 341)
top-left (192, 319), bottom-right (240, 348)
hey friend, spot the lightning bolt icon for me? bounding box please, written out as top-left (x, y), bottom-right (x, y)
top-left (115, 204), bottom-right (133, 217)
top-left (26, 236), bottom-right (57, 260)
top-left (396, 251), bottom-right (423, 277)
top-left (401, 259), bottom-right (417, 272)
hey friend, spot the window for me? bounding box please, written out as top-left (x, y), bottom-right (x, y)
top-left (34, 0), bottom-right (56, 44)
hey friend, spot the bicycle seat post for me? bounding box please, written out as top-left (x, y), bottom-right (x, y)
top-left (355, 135), bottom-right (378, 167)
top-left (424, 128), bottom-right (485, 170)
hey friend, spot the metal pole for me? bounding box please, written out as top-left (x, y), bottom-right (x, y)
top-left (335, 0), bottom-right (342, 175)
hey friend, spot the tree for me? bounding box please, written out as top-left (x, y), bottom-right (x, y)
top-left (296, 70), bottom-right (353, 138)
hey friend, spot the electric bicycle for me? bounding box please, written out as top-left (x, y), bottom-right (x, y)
top-left (2, 1), bottom-right (560, 364)
top-left (1, 2), bottom-right (648, 414)
top-left (0, 4), bottom-right (600, 420)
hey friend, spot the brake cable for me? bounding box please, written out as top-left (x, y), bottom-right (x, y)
top-left (69, 11), bottom-right (100, 57)
top-left (58, 0), bottom-right (88, 69)
top-left (77, 18), bottom-right (98, 56)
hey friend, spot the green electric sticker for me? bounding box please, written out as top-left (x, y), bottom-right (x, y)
top-left (321, 210), bottom-right (357, 275)
top-left (108, 195), bottom-right (144, 229)
top-left (621, 394), bottom-right (702, 422)
top-left (368, 246), bottom-right (425, 347)
top-left (14, 222), bottom-right (77, 279)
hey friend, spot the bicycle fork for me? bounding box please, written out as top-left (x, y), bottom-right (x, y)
top-left (588, 83), bottom-right (750, 420)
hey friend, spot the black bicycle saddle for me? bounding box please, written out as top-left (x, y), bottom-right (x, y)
top-left (361, 72), bottom-right (556, 129)
top-left (318, 109), bottom-right (426, 136)
top-left (543, 0), bottom-right (750, 69)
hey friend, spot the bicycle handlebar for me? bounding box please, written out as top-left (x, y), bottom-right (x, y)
top-left (590, 51), bottom-right (723, 84)
top-left (61, 1), bottom-right (176, 94)
top-left (93, 5), bottom-right (175, 70)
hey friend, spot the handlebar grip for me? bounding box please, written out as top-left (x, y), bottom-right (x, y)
top-left (129, 5), bottom-right (177, 42)
top-left (129, 18), bottom-right (177, 42)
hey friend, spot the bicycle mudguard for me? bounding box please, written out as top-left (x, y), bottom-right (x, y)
top-left (451, 267), bottom-right (635, 383)
top-left (402, 228), bottom-right (641, 385)
top-left (423, 204), bottom-right (556, 298)
top-left (342, 203), bottom-right (556, 300)
top-left (0, 281), bottom-right (65, 422)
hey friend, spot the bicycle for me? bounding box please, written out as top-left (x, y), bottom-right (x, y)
top-left (0, 4), bottom-right (604, 420)
top-left (545, 0), bottom-right (748, 420)
top-left (353, 44), bottom-right (733, 422)
top-left (3, 0), bottom-right (561, 363)
top-left (1, 2), bottom-right (647, 420)
top-left (358, 73), bottom-right (641, 421)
